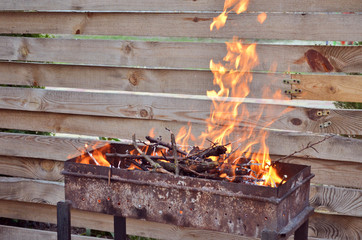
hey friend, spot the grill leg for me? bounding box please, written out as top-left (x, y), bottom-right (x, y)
top-left (294, 219), bottom-right (309, 240)
top-left (57, 201), bottom-right (71, 240)
top-left (114, 216), bottom-right (127, 240)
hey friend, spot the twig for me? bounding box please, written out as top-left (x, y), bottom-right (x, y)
top-left (70, 142), bottom-right (100, 166)
top-left (132, 134), bottom-right (172, 175)
top-left (146, 136), bottom-right (188, 156)
top-left (273, 134), bottom-right (335, 164)
top-left (170, 131), bottom-right (180, 176)
top-left (106, 153), bottom-right (175, 162)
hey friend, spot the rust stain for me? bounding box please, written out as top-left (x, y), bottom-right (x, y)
top-left (295, 49), bottom-right (334, 72)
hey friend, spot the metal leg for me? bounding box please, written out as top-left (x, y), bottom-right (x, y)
top-left (57, 201), bottom-right (71, 240)
top-left (114, 216), bottom-right (127, 240)
top-left (294, 219), bottom-right (309, 240)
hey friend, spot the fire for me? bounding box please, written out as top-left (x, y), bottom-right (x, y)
top-left (257, 12), bottom-right (267, 24)
top-left (210, 0), bottom-right (249, 31)
top-left (74, 0), bottom-right (284, 188)
top-left (75, 143), bottom-right (111, 167)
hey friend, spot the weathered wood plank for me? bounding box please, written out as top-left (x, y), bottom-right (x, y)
top-left (0, 200), bottom-right (360, 240)
top-left (0, 120), bottom-right (361, 163)
top-left (0, 177), bottom-right (64, 205)
top-left (0, 62), bottom-right (286, 97)
top-left (0, 0), bottom-right (361, 12)
top-left (310, 185), bottom-right (362, 217)
top-left (1, 37), bottom-right (361, 73)
top-left (0, 200), bottom-right (254, 240)
top-left (0, 12), bottom-right (361, 41)
top-left (291, 74), bottom-right (362, 102)
top-left (0, 155), bottom-right (63, 181)
top-left (0, 225), bottom-right (104, 240)
top-left (0, 87), bottom-right (361, 135)
top-left (309, 213), bottom-right (362, 239)
top-left (276, 157), bottom-right (362, 189)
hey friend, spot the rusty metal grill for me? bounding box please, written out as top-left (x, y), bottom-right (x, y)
top-left (60, 142), bottom-right (314, 239)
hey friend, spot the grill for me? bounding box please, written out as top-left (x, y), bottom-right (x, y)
top-left (57, 142), bottom-right (314, 240)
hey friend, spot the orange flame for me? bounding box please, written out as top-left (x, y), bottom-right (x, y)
top-left (75, 143), bottom-right (111, 167)
top-left (210, 0), bottom-right (249, 31)
top-left (257, 12), bottom-right (267, 24)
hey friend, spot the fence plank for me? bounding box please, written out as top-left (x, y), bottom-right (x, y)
top-left (0, 118), bottom-right (361, 163)
top-left (0, 177), bottom-right (64, 205)
top-left (0, 12), bottom-right (361, 41)
top-left (309, 213), bottom-right (362, 239)
top-left (310, 185), bottom-right (362, 217)
top-left (277, 157), bottom-right (362, 189)
top-left (1, 37), bottom-right (361, 73)
top-left (1, 0), bottom-right (361, 12)
top-left (0, 225), bottom-right (104, 240)
top-left (0, 155), bottom-right (63, 181)
top-left (291, 74), bottom-right (362, 102)
top-left (0, 87), bottom-right (361, 135)
top-left (0, 62), bottom-right (286, 97)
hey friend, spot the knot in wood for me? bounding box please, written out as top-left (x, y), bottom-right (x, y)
top-left (290, 118), bottom-right (302, 126)
top-left (19, 45), bottom-right (30, 58)
top-left (140, 109), bottom-right (149, 118)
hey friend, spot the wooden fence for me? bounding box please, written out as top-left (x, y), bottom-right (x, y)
top-left (0, 1), bottom-right (361, 239)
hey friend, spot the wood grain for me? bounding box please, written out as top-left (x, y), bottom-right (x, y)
top-left (1, 200), bottom-right (360, 240)
top-left (0, 62), bottom-right (286, 98)
top-left (0, 12), bottom-right (361, 41)
top-left (0, 225), bottom-right (104, 240)
top-left (276, 157), bottom-right (362, 189)
top-left (0, 200), bottom-right (254, 240)
top-left (0, 0), bottom-right (361, 12)
top-left (291, 74), bottom-right (362, 102)
top-left (0, 36), bottom-right (361, 73)
top-left (0, 177), bottom-right (64, 205)
top-left (0, 155), bottom-right (63, 181)
top-left (310, 185), bottom-right (362, 217)
top-left (0, 120), bottom-right (361, 163)
top-left (309, 213), bottom-right (362, 239)
top-left (0, 87), bottom-right (361, 135)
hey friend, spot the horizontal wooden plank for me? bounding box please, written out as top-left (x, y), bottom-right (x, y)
top-left (0, 87), bottom-right (361, 135)
top-left (0, 155), bottom-right (63, 181)
top-left (0, 200), bottom-right (254, 240)
top-left (291, 74), bottom-right (362, 102)
top-left (0, 12), bottom-right (361, 41)
top-left (1, 200), bottom-right (360, 240)
top-left (1, 37), bottom-right (361, 73)
top-left (0, 62), bottom-right (286, 98)
top-left (310, 185), bottom-right (362, 217)
top-left (0, 116), bottom-right (361, 163)
top-left (1, 0), bottom-right (361, 12)
top-left (0, 225), bottom-right (104, 240)
top-left (309, 213), bottom-right (362, 239)
top-left (0, 177), bottom-right (64, 205)
top-left (277, 157), bottom-right (362, 189)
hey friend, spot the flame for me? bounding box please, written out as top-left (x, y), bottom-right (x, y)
top-left (201, 1), bottom-right (283, 187)
top-left (257, 12), bottom-right (267, 24)
top-left (175, 122), bottom-right (195, 152)
top-left (75, 143), bottom-right (111, 167)
top-left (210, 0), bottom-right (249, 31)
